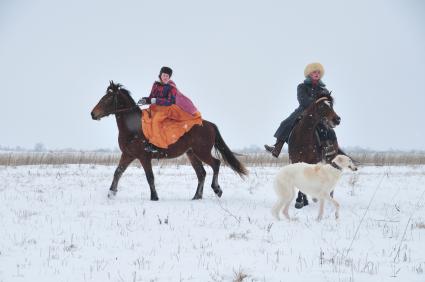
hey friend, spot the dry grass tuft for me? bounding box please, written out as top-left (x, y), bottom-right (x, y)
top-left (415, 222), bottom-right (425, 229)
top-left (233, 269), bottom-right (248, 282)
top-left (0, 151), bottom-right (424, 167)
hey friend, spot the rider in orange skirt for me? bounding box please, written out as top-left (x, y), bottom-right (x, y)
top-left (138, 67), bottom-right (202, 152)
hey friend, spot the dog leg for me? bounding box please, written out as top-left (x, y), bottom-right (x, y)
top-left (317, 199), bottom-right (325, 221)
top-left (271, 198), bottom-right (286, 220)
top-left (282, 202), bottom-right (291, 220)
top-left (283, 188), bottom-right (295, 220)
top-left (328, 197), bottom-right (340, 219)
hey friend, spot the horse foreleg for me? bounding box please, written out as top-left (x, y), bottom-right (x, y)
top-left (186, 150), bottom-right (206, 200)
top-left (108, 154), bottom-right (134, 198)
top-left (140, 158), bottom-right (158, 201)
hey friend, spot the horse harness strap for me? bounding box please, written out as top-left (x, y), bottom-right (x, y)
top-left (113, 105), bottom-right (139, 114)
top-left (110, 89), bottom-right (140, 115)
top-left (314, 130), bottom-right (337, 162)
top-left (315, 97), bottom-right (329, 104)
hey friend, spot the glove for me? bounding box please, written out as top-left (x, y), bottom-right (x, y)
top-left (137, 97), bottom-right (151, 105)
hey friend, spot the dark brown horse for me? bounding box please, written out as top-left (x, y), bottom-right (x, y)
top-left (91, 81), bottom-right (248, 200)
top-left (288, 95), bottom-right (341, 208)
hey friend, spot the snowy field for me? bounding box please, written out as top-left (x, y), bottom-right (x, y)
top-left (0, 163), bottom-right (424, 282)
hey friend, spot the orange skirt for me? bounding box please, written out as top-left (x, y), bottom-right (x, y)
top-left (142, 104), bottom-right (202, 148)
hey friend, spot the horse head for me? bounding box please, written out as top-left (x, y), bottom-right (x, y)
top-left (313, 94), bottom-right (340, 128)
top-left (91, 81), bottom-right (137, 120)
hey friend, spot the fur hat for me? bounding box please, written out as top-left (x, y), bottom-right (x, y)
top-left (304, 63), bottom-right (325, 78)
top-left (159, 66), bottom-right (173, 78)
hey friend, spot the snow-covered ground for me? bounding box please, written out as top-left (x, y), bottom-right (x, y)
top-left (0, 164), bottom-right (424, 282)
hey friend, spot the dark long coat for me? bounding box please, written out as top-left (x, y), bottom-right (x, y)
top-left (274, 78), bottom-right (332, 141)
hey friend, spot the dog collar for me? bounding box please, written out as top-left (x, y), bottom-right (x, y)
top-left (331, 162), bottom-right (342, 170)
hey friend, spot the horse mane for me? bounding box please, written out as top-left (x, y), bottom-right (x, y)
top-left (123, 89), bottom-right (136, 106)
top-left (111, 82), bottom-right (136, 106)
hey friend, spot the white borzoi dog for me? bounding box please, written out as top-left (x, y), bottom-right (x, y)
top-left (272, 155), bottom-right (357, 221)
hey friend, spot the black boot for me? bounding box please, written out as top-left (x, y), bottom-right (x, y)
top-left (271, 140), bottom-right (285, 158)
top-left (264, 139), bottom-right (285, 158)
top-left (264, 144), bottom-right (274, 153)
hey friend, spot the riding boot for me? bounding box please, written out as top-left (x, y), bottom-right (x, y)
top-left (271, 139), bottom-right (285, 158)
top-left (264, 139), bottom-right (285, 158)
top-left (264, 144), bottom-right (274, 153)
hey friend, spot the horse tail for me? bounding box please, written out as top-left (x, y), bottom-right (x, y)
top-left (211, 123), bottom-right (249, 178)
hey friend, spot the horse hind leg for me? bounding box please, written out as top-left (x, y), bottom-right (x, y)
top-left (139, 158), bottom-right (159, 201)
top-left (108, 153), bottom-right (134, 198)
top-left (193, 148), bottom-right (222, 197)
top-left (186, 150), bottom-right (206, 200)
top-left (210, 157), bottom-right (222, 197)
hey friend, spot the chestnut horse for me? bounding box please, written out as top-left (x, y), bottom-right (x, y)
top-left (288, 95), bottom-right (341, 208)
top-left (91, 81), bottom-right (248, 200)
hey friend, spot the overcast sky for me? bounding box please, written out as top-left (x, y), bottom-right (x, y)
top-left (1, 0), bottom-right (424, 151)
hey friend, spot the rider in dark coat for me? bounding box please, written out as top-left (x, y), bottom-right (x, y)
top-left (265, 63), bottom-right (336, 157)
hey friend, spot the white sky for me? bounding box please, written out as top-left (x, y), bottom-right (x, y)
top-left (1, 0), bottom-right (424, 151)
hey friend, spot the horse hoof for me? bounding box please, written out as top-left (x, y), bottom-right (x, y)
top-left (150, 195), bottom-right (159, 201)
top-left (215, 190), bottom-right (223, 198)
top-left (295, 201), bottom-right (304, 209)
top-left (192, 195), bottom-right (202, 200)
top-left (108, 190), bottom-right (117, 198)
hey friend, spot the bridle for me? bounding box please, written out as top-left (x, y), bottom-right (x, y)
top-left (315, 96), bottom-right (332, 106)
top-left (103, 89), bottom-right (139, 116)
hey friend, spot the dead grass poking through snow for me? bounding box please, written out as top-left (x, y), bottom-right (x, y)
top-left (415, 222), bottom-right (425, 229)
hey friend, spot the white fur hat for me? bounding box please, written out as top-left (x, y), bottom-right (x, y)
top-left (304, 62), bottom-right (325, 78)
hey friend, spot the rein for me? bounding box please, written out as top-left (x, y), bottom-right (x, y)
top-left (113, 105), bottom-right (139, 114)
top-left (315, 97), bottom-right (329, 104)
